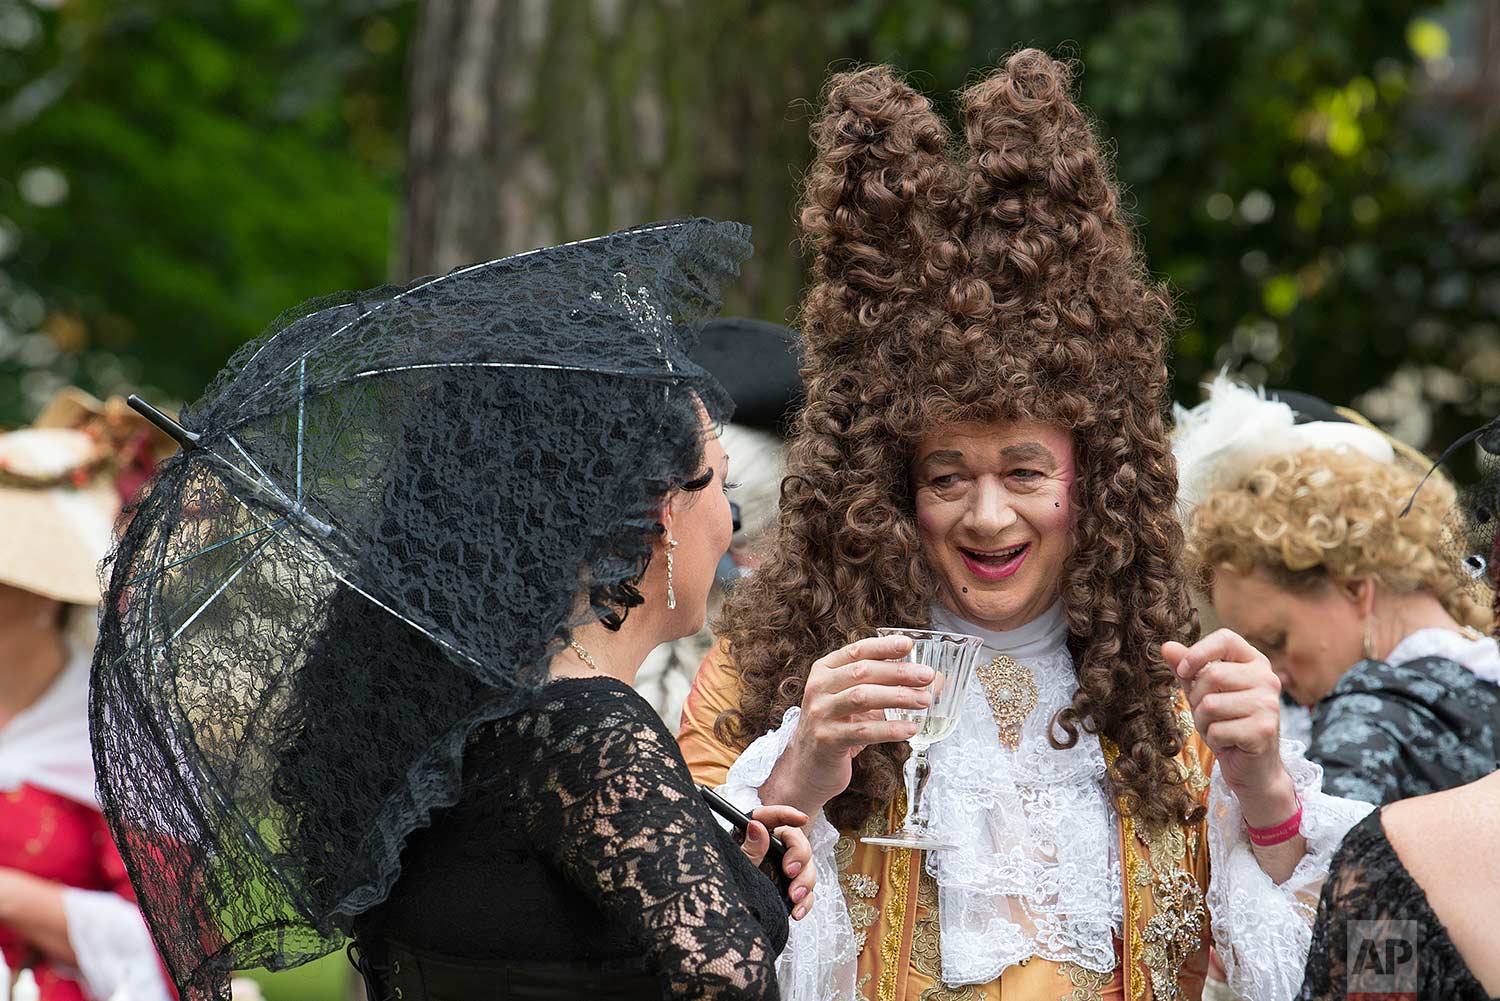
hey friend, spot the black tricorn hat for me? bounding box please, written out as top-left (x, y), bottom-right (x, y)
top-left (1268, 386), bottom-right (1431, 473)
top-left (691, 317), bottom-right (802, 436)
top-left (1266, 388), bottom-right (1345, 425)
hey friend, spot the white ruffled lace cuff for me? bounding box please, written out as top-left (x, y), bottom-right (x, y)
top-left (1206, 740), bottom-right (1374, 1001)
top-left (62, 888), bottom-right (171, 1001)
top-left (721, 707), bottom-right (859, 1001)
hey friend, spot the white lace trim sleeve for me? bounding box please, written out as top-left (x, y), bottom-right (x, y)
top-left (62, 887), bottom-right (171, 1001)
top-left (720, 707), bottom-right (859, 1001)
top-left (1206, 740), bottom-right (1374, 1001)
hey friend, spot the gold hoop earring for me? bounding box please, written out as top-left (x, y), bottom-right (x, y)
top-left (1362, 620), bottom-right (1375, 661)
top-left (666, 537), bottom-right (680, 610)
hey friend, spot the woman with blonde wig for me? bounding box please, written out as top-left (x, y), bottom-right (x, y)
top-left (1297, 415), bottom-right (1500, 1001)
top-left (1177, 379), bottom-right (1500, 807)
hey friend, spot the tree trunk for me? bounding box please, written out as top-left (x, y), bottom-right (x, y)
top-left (400, 0), bottom-right (834, 319)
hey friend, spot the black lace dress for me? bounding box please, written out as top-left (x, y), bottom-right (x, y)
top-left (1299, 810), bottom-right (1499, 1001)
top-left (353, 678), bottom-right (787, 1000)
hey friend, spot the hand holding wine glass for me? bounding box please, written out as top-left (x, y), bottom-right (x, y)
top-left (861, 627), bottom-right (984, 850)
top-left (757, 635), bottom-right (937, 819)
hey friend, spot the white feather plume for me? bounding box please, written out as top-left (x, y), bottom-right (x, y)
top-left (1172, 373), bottom-right (1395, 513)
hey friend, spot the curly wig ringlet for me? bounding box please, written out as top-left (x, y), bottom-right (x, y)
top-left (717, 50), bottom-right (1202, 833)
top-left (1187, 447), bottom-right (1492, 632)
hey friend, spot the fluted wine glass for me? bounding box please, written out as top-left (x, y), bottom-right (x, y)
top-left (860, 626), bottom-right (984, 850)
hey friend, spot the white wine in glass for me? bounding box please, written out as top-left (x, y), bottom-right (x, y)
top-left (882, 710), bottom-right (959, 746)
top-left (861, 627), bottom-right (983, 850)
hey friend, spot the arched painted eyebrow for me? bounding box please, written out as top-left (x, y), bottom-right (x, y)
top-left (916, 441), bottom-right (1060, 474)
top-left (916, 449), bottom-right (966, 471)
top-left (999, 442), bottom-right (1058, 467)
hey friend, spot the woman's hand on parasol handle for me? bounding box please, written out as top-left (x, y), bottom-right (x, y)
top-left (741, 805), bottom-right (818, 921)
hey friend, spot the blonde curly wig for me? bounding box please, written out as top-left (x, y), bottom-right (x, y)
top-left (1187, 447), bottom-right (1491, 631)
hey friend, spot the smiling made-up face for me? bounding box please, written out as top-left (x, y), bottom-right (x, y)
top-left (912, 419), bottom-right (1077, 632)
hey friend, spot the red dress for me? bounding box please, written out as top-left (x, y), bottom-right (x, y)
top-left (0, 783), bottom-right (140, 1001)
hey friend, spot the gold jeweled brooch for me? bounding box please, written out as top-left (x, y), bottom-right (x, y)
top-left (976, 654), bottom-right (1039, 751)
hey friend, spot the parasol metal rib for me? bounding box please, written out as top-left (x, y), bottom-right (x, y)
top-left (220, 435), bottom-right (334, 539)
top-left (121, 517), bottom-right (288, 589)
top-left (164, 526), bottom-right (282, 644)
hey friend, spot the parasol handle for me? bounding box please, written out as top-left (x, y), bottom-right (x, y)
top-left (127, 395), bottom-right (200, 451)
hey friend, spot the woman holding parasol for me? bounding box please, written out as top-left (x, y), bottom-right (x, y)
top-left (90, 220), bottom-right (815, 1000)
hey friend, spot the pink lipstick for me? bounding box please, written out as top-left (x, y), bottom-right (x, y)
top-left (958, 542), bottom-right (1029, 581)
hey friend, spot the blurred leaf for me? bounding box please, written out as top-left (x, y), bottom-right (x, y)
top-left (1263, 274), bottom-right (1300, 317)
top-left (1407, 17), bottom-right (1450, 61)
top-left (0, 0), bottom-right (411, 424)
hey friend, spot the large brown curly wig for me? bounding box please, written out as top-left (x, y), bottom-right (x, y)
top-left (716, 49), bottom-right (1203, 834)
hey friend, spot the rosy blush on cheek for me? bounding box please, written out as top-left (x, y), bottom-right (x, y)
top-left (915, 502), bottom-right (949, 540)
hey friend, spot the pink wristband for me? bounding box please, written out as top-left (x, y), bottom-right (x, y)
top-left (1245, 794), bottom-right (1302, 846)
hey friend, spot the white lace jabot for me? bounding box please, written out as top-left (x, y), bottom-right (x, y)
top-left (923, 603), bottom-right (1123, 984)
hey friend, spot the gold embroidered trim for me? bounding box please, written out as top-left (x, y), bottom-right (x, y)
top-left (836, 833), bottom-right (858, 870)
top-left (875, 846), bottom-right (912, 1001)
top-left (1057, 961), bottom-right (1112, 1001)
top-left (912, 867), bottom-right (985, 1000)
top-left (1102, 736), bottom-right (1148, 1001)
top-left (876, 792), bottom-right (912, 1001)
top-left (1122, 817), bottom-right (1149, 1000)
top-left (1102, 734), bottom-right (1206, 1001)
top-left (911, 867), bottom-right (940, 974)
top-left (849, 899), bottom-right (880, 936)
top-left (1177, 710), bottom-right (1210, 794)
top-left (1140, 869), bottom-right (1206, 1001)
top-left (836, 835), bottom-right (879, 956)
top-left (1175, 710), bottom-right (1195, 739)
top-left (1143, 821), bottom-right (1187, 869)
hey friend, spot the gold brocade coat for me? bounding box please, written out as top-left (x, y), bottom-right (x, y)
top-left (679, 645), bottom-right (1216, 1001)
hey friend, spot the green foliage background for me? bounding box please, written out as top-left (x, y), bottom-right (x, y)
top-left (0, 0), bottom-right (409, 421)
top-left (4, 0), bottom-right (1496, 454)
top-left (834, 0), bottom-right (1498, 454)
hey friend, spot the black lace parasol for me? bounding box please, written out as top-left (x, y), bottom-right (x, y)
top-left (89, 219), bottom-right (751, 998)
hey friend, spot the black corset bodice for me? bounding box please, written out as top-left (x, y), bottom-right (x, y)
top-left (354, 678), bottom-right (786, 1000)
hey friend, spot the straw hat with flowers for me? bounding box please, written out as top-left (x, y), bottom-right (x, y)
top-left (0, 387), bottom-right (173, 605)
